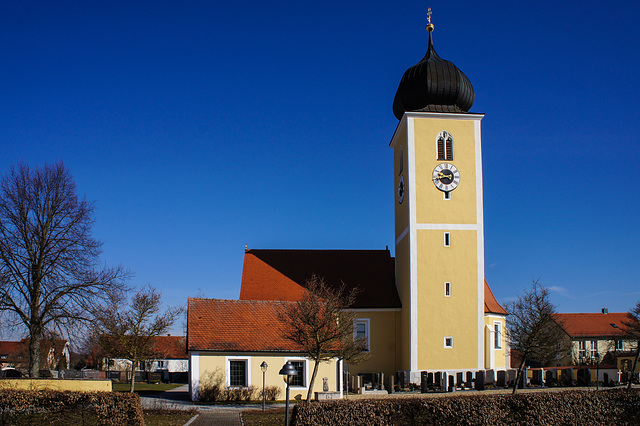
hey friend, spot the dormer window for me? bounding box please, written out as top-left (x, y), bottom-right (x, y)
top-left (437, 131), bottom-right (453, 161)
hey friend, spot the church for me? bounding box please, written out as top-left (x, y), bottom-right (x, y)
top-left (187, 17), bottom-right (508, 401)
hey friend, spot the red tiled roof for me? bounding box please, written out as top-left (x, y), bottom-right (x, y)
top-left (187, 298), bottom-right (303, 352)
top-left (239, 249), bottom-right (401, 309)
top-left (150, 336), bottom-right (187, 359)
top-left (484, 280), bottom-right (507, 315)
top-left (0, 341), bottom-right (23, 359)
top-left (554, 312), bottom-right (631, 337)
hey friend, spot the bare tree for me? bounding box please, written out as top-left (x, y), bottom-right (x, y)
top-left (623, 301), bottom-right (640, 390)
top-left (92, 285), bottom-right (183, 392)
top-left (506, 280), bottom-right (567, 394)
top-left (0, 162), bottom-right (128, 377)
top-left (278, 275), bottom-right (368, 401)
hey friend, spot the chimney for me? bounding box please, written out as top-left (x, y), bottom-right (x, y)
top-left (602, 308), bottom-right (608, 314)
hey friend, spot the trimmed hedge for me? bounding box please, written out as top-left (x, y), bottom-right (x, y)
top-left (0, 389), bottom-right (144, 425)
top-left (291, 389), bottom-right (640, 425)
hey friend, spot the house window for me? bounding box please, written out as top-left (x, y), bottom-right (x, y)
top-left (444, 337), bottom-right (453, 348)
top-left (444, 282), bottom-right (451, 297)
top-left (444, 232), bottom-right (451, 247)
top-left (578, 341), bottom-right (586, 359)
top-left (157, 361), bottom-right (165, 368)
top-left (494, 322), bottom-right (502, 350)
top-left (590, 340), bottom-right (598, 359)
top-left (353, 318), bottom-right (370, 351)
top-left (437, 131), bottom-right (454, 161)
top-left (229, 359), bottom-right (248, 387)
top-left (615, 339), bottom-right (623, 350)
top-left (288, 360), bottom-right (306, 387)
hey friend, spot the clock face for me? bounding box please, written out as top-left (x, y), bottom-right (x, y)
top-left (432, 163), bottom-right (460, 192)
top-left (398, 175), bottom-right (405, 204)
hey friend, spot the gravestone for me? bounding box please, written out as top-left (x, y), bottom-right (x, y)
top-left (475, 370), bottom-right (485, 391)
top-left (421, 371), bottom-right (429, 393)
top-left (507, 369), bottom-right (516, 387)
top-left (577, 368), bottom-right (591, 386)
top-left (456, 372), bottom-right (464, 387)
top-left (427, 372), bottom-right (434, 386)
top-left (466, 371), bottom-right (473, 388)
top-left (560, 368), bottom-right (573, 386)
top-left (323, 377), bottom-right (329, 392)
top-left (496, 370), bottom-right (506, 387)
top-left (387, 374), bottom-right (395, 393)
top-left (441, 373), bottom-right (447, 391)
top-left (448, 374), bottom-right (455, 392)
top-left (545, 370), bottom-right (557, 387)
top-left (485, 369), bottom-right (495, 385)
top-left (531, 369), bottom-right (543, 386)
top-left (434, 372), bottom-right (442, 390)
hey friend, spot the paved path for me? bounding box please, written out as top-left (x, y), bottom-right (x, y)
top-left (140, 384), bottom-right (288, 425)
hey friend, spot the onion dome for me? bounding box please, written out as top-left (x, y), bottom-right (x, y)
top-left (392, 22), bottom-right (474, 119)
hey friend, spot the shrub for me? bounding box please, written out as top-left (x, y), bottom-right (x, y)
top-left (291, 389), bottom-right (640, 425)
top-left (258, 385), bottom-right (281, 401)
top-left (0, 389), bottom-right (144, 425)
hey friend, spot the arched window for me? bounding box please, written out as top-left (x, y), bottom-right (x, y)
top-left (437, 131), bottom-right (454, 161)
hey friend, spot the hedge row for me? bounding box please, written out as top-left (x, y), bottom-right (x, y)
top-left (291, 389), bottom-right (640, 425)
top-left (0, 389), bottom-right (144, 425)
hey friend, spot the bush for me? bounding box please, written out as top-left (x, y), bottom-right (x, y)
top-left (291, 389), bottom-right (640, 425)
top-left (0, 389), bottom-right (144, 425)
top-left (199, 382), bottom-right (257, 402)
top-left (259, 385), bottom-right (281, 401)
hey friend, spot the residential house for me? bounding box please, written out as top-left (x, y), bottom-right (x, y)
top-left (553, 310), bottom-right (636, 367)
top-left (0, 338), bottom-right (70, 373)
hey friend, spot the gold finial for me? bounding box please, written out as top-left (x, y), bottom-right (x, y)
top-left (426, 7), bottom-right (434, 32)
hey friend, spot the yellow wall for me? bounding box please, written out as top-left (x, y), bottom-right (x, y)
top-left (348, 310), bottom-right (399, 377)
top-left (394, 235), bottom-right (411, 371)
top-left (413, 119), bottom-right (477, 225)
top-left (484, 315), bottom-right (507, 369)
top-left (416, 229), bottom-right (478, 369)
top-left (0, 379), bottom-right (112, 392)
top-left (197, 353), bottom-right (339, 401)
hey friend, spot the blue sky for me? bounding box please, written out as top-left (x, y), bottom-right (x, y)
top-left (1, 1), bottom-right (639, 335)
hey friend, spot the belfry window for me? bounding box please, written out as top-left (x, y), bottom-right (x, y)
top-left (437, 131), bottom-right (454, 161)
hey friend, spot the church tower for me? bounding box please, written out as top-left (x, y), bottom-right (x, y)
top-left (390, 15), bottom-right (485, 376)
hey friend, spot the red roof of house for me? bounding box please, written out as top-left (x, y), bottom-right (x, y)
top-left (0, 341), bottom-right (23, 359)
top-left (554, 312), bottom-right (631, 337)
top-left (187, 298), bottom-right (303, 352)
top-left (239, 249), bottom-right (401, 309)
top-left (150, 336), bottom-right (187, 359)
top-left (484, 280), bottom-right (507, 315)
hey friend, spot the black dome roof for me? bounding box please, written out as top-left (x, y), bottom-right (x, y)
top-left (393, 30), bottom-right (474, 119)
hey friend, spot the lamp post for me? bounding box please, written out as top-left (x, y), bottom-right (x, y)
top-left (595, 353), bottom-right (600, 390)
top-left (279, 361), bottom-right (298, 426)
top-left (260, 361), bottom-right (268, 412)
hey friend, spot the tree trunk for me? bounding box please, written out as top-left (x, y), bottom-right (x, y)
top-left (28, 325), bottom-right (42, 378)
top-left (130, 360), bottom-right (136, 392)
top-left (306, 359), bottom-right (321, 402)
top-left (512, 358), bottom-right (526, 395)
top-left (627, 343), bottom-right (640, 390)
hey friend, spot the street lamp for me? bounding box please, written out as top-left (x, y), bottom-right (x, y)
top-left (279, 361), bottom-right (298, 426)
top-left (595, 353), bottom-right (600, 390)
top-left (260, 361), bottom-right (268, 412)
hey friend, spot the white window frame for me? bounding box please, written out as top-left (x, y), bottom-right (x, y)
top-left (444, 232), bottom-right (451, 247)
top-left (225, 356), bottom-right (251, 388)
top-left (590, 340), bottom-right (598, 359)
top-left (444, 337), bottom-right (453, 348)
top-left (494, 322), bottom-right (502, 350)
top-left (444, 282), bottom-right (451, 297)
top-left (284, 357), bottom-right (308, 388)
top-left (615, 339), bottom-right (623, 350)
top-left (353, 318), bottom-right (371, 352)
top-left (578, 340), bottom-right (586, 359)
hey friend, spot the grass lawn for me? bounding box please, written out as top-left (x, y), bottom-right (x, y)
top-left (144, 409), bottom-right (198, 426)
top-left (242, 408), bottom-right (291, 426)
top-left (112, 382), bottom-right (184, 392)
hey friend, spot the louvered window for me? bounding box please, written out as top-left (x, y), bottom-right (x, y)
top-left (437, 131), bottom-right (454, 160)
